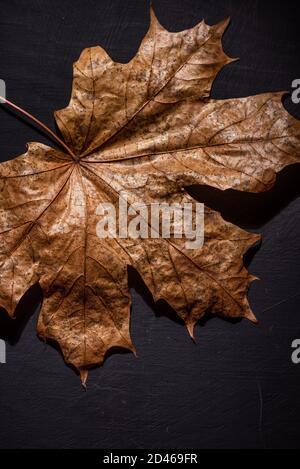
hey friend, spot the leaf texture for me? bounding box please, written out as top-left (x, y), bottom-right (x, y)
top-left (1, 7), bottom-right (299, 383)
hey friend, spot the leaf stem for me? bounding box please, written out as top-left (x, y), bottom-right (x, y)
top-left (0, 95), bottom-right (76, 160)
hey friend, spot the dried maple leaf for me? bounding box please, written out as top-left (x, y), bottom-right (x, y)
top-left (0, 7), bottom-right (299, 384)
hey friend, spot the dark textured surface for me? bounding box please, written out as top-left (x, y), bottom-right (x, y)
top-left (0, 0), bottom-right (300, 449)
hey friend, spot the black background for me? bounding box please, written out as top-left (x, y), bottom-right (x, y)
top-left (0, 0), bottom-right (300, 450)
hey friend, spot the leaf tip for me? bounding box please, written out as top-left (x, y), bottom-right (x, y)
top-left (245, 310), bottom-right (258, 324)
top-left (149, 2), bottom-right (163, 30)
top-left (227, 56), bottom-right (240, 64)
top-left (214, 16), bottom-right (231, 35)
top-left (250, 233), bottom-right (262, 249)
top-left (186, 321), bottom-right (196, 341)
top-left (80, 369), bottom-right (89, 389)
top-left (149, 2), bottom-right (156, 20)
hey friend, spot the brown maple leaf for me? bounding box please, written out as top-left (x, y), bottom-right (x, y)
top-left (0, 7), bottom-right (299, 384)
